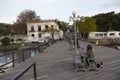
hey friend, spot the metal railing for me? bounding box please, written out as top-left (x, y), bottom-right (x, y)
top-left (11, 62), bottom-right (37, 80)
top-left (0, 46), bottom-right (38, 71)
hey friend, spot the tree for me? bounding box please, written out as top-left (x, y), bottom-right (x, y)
top-left (56, 20), bottom-right (69, 33)
top-left (93, 11), bottom-right (120, 31)
top-left (17, 9), bottom-right (40, 23)
top-left (1, 37), bottom-right (10, 46)
top-left (76, 17), bottom-right (97, 38)
top-left (11, 22), bottom-right (27, 34)
top-left (0, 23), bottom-right (8, 30)
top-left (0, 23), bottom-right (13, 36)
top-left (13, 9), bottom-right (41, 34)
top-left (112, 12), bottom-right (120, 31)
top-left (42, 25), bottom-right (59, 40)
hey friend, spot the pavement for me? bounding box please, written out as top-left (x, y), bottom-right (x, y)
top-left (0, 40), bottom-right (120, 80)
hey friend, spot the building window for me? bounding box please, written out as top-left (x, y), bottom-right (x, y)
top-left (38, 26), bottom-right (41, 31)
top-left (39, 34), bottom-right (41, 38)
top-left (51, 25), bottom-right (53, 27)
top-left (31, 34), bottom-right (35, 37)
top-left (95, 34), bottom-right (98, 37)
top-left (100, 34), bottom-right (103, 36)
top-left (45, 25), bottom-right (48, 29)
top-left (31, 26), bottom-right (34, 31)
top-left (51, 25), bottom-right (54, 29)
top-left (104, 33), bottom-right (107, 36)
top-left (109, 33), bottom-right (115, 36)
top-left (18, 39), bottom-right (22, 41)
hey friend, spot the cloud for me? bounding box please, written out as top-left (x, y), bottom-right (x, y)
top-left (8, 0), bottom-right (59, 8)
top-left (103, 1), bottom-right (120, 7)
top-left (45, 0), bottom-right (58, 4)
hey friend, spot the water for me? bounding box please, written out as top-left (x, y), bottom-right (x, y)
top-left (0, 52), bottom-right (12, 65)
top-left (0, 49), bottom-right (38, 68)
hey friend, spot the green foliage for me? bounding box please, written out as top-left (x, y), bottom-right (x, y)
top-left (1, 37), bottom-right (10, 46)
top-left (76, 17), bottom-right (97, 37)
top-left (42, 26), bottom-right (59, 40)
top-left (93, 11), bottom-right (120, 31)
top-left (11, 22), bottom-right (27, 34)
top-left (2, 30), bottom-right (12, 35)
top-left (0, 23), bottom-right (13, 36)
top-left (56, 20), bottom-right (69, 33)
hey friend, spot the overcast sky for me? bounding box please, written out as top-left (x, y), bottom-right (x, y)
top-left (0, 0), bottom-right (120, 24)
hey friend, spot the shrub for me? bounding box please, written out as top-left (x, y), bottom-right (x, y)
top-left (1, 37), bottom-right (10, 46)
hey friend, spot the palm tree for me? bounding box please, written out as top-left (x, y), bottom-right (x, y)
top-left (42, 25), bottom-right (59, 40)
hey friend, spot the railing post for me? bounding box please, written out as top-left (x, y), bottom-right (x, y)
top-left (33, 63), bottom-right (37, 80)
top-left (12, 53), bottom-right (15, 68)
top-left (23, 50), bottom-right (25, 61)
top-left (11, 62), bottom-right (37, 80)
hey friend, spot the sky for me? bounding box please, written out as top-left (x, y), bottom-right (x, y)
top-left (0, 0), bottom-right (120, 24)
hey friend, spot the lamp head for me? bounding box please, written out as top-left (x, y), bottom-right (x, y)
top-left (72, 11), bottom-right (76, 17)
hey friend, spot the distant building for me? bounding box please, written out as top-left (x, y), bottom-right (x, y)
top-left (0, 34), bottom-right (27, 44)
top-left (88, 32), bottom-right (107, 39)
top-left (27, 20), bottom-right (63, 42)
top-left (0, 20), bottom-right (63, 44)
top-left (107, 31), bottom-right (120, 39)
top-left (88, 31), bottom-right (120, 39)
top-left (11, 34), bottom-right (28, 43)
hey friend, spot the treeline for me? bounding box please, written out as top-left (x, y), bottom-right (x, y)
top-left (0, 9), bottom-right (41, 36)
top-left (93, 11), bottom-right (120, 31)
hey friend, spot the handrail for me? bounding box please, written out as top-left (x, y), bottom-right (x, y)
top-left (11, 62), bottom-right (37, 80)
top-left (0, 46), bottom-right (38, 69)
top-left (0, 46), bottom-right (37, 57)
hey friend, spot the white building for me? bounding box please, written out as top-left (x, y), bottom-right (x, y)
top-left (0, 34), bottom-right (28, 44)
top-left (88, 31), bottom-right (120, 39)
top-left (27, 20), bottom-right (63, 42)
top-left (107, 31), bottom-right (120, 39)
top-left (88, 32), bottom-right (107, 39)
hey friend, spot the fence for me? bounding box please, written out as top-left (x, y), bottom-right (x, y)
top-left (0, 46), bottom-right (38, 72)
top-left (11, 62), bottom-right (37, 80)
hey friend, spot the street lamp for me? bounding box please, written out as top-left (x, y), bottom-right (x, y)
top-left (69, 11), bottom-right (81, 55)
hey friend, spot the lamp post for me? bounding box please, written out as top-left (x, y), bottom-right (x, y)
top-left (69, 11), bottom-right (80, 55)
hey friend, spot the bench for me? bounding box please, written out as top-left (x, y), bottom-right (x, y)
top-left (87, 58), bottom-right (103, 71)
top-left (73, 53), bottom-right (103, 71)
top-left (73, 53), bottom-right (87, 71)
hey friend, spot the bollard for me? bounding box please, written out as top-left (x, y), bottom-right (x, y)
top-left (38, 44), bottom-right (44, 52)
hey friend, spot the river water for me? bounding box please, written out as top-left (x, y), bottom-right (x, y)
top-left (0, 49), bottom-right (38, 67)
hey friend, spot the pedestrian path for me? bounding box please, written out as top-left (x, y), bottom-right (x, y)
top-left (0, 40), bottom-right (120, 80)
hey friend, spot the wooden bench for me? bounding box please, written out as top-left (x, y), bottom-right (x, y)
top-left (73, 54), bottom-right (87, 72)
top-left (87, 59), bottom-right (103, 71)
top-left (73, 53), bottom-right (103, 72)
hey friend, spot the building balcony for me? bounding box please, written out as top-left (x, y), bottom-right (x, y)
top-left (29, 30), bottom-right (36, 32)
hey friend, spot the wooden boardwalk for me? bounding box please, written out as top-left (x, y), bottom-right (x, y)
top-left (0, 40), bottom-right (120, 80)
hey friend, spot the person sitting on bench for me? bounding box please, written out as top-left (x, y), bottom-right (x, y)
top-left (86, 44), bottom-right (103, 68)
top-left (86, 44), bottom-right (95, 65)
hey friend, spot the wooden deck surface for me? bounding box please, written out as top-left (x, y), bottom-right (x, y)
top-left (0, 40), bottom-right (120, 80)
